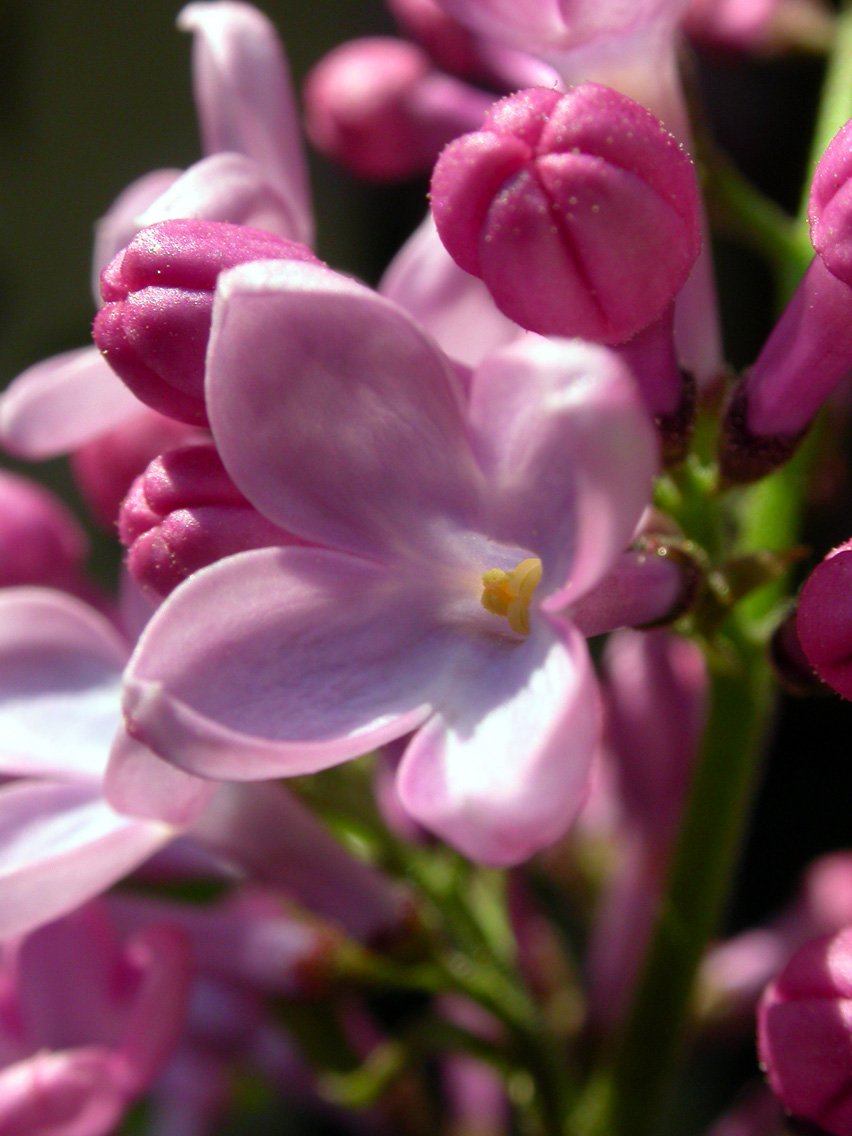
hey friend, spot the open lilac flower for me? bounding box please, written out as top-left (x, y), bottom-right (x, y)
top-left (0, 900), bottom-right (192, 1136)
top-left (118, 259), bottom-right (657, 866)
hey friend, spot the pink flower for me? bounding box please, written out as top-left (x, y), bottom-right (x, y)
top-left (430, 85), bottom-right (701, 345)
top-left (0, 471), bottom-right (87, 592)
top-left (1, 1), bottom-right (311, 463)
top-left (118, 259), bottom-right (657, 866)
top-left (94, 219), bottom-right (317, 425)
top-left (758, 926), bottom-right (852, 1135)
top-left (304, 38), bottom-right (493, 181)
top-left (796, 537), bottom-right (852, 700)
top-left (0, 900), bottom-right (192, 1136)
top-left (120, 442), bottom-right (305, 601)
top-left (720, 119), bottom-right (852, 482)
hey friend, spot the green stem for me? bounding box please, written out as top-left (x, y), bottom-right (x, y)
top-left (599, 619), bottom-right (773, 1136)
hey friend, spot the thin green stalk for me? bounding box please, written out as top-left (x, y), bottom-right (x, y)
top-left (598, 619), bottom-right (773, 1136)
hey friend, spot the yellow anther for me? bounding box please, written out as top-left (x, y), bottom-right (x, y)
top-left (480, 557), bottom-right (542, 636)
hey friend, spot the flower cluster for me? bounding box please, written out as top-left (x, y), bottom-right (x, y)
top-left (0, 1), bottom-right (850, 1134)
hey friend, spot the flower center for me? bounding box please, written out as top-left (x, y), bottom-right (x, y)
top-left (480, 557), bottom-right (542, 636)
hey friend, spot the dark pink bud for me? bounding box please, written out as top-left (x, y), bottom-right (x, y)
top-left (120, 443), bottom-right (302, 600)
top-left (304, 38), bottom-right (492, 181)
top-left (720, 120), bottom-right (852, 482)
top-left (387, 0), bottom-right (483, 76)
top-left (758, 927), bottom-right (852, 1135)
top-left (796, 538), bottom-right (852, 700)
top-left (70, 407), bottom-right (203, 528)
top-left (430, 83), bottom-right (701, 343)
top-left (0, 470), bottom-right (87, 589)
top-left (94, 219), bottom-right (318, 425)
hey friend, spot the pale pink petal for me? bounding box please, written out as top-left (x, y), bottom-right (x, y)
top-left (122, 546), bottom-right (454, 779)
top-left (206, 260), bottom-right (484, 561)
top-left (379, 213), bottom-right (521, 367)
top-left (398, 618), bottom-right (599, 865)
top-left (92, 168), bottom-right (182, 295)
top-left (104, 731), bottom-right (215, 825)
top-left (0, 1048), bottom-right (127, 1136)
top-left (0, 347), bottom-right (141, 459)
top-left (0, 781), bottom-right (170, 939)
top-left (0, 588), bottom-right (128, 780)
top-left (467, 336), bottom-right (657, 605)
top-left (114, 925), bottom-right (193, 1092)
top-left (178, 1), bottom-right (313, 245)
top-left (132, 152), bottom-right (305, 240)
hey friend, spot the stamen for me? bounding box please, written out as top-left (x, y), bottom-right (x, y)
top-left (480, 557), bottom-right (542, 636)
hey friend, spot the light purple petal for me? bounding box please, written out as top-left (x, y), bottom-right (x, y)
top-left (380, 213), bottom-right (521, 367)
top-left (206, 259), bottom-right (485, 561)
top-left (132, 152), bottom-right (305, 241)
top-left (398, 617), bottom-right (599, 865)
top-left (467, 336), bottom-right (657, 606)
top-left (0, 1048), bottom-right (128, 1136)
top-left (0, 589), bottom-right (128, 781)
top-left (0, 781), bottom-right (170, 939)
top-left (105, 730), bottom-right (216, 825)
top-left (122, 546), bottom-right (455, 779)
top-left (92, 168), bottom-right (182, 296)
top-left (0, 347), bottom-right (141, 459)
top-left (178, 1), bottom-right (313, 245)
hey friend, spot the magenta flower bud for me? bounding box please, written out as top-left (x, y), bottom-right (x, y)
top-left (387, 0), bottom-right (485, 76)
top-left (758, 926), bottom-right (852, 1135)
top-left (721, 121), bottom-right (852, 482)
top-left (70, 407), bottom-right (203, 528)
top-left (430, 83), bottom-right (701, 343)
top-left (120, 443), bottom-right (302, 600)
top-left (304, 38), bottom-right (492, 181)
top-left (94, 219), bottom-right (318, 425)
top-left (796, 537), bottom-right (852, 700)
top-left (0, 470), bottom-right (87, 589)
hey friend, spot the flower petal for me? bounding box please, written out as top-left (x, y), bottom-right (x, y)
top-left (122, 546), bottom-right (455, 779)
top-left (132, 152), bottom-right (305, 241)
top-left (105, 730), bottom-right (215, 826)
top-left (467, 336), bottom-right (657, 605)
top-left (0, 347), bottom-right (141, 458)
top-left (380, 213), bottom-right (521, 367)
top-left (397, 617), bottom-right (599, 865)
top-left (0, 1048), bottom-right (128, 1136)
top-left (206, 259), bottom-right (484, 561)
top-left (0, 589), bottom-right (128, 781)
top-left (178, 1), bottom-right (313, 245)
top-left (0, 781), bottom-right (170, 939)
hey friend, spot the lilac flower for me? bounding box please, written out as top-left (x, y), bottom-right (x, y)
top-left (720, 119), bottom-right (852, 482)
top-left (304, 37), bottom-right (493, 181)
top-left (0, 587), bottom-right (403, 943)
top-left (758, 926), bottom-right (852, 1135)
top-left (430, 84), bottom-right (701, 346)
top-left (94, 219), bottom-right (317, 426)
top-left (0, 471), bottom-right (87, 592)
top-left (0, 900), bottom-right (192, 1136)
top-left (117, 259), bottom-right (657, 866)
top-left (796, 537), bottom-right (852, 700)
top-left (1, 1), bottom-right (310, 462)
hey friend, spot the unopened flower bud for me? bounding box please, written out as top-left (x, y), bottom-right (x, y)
top-left (720, 120), bottom-right (852, 482)
top-left (430, 83), bottom-right (701, 342)
top-left (120, 443), bottom-right (302, 600)
top-left (758, 926), bottom-right (852, 1135)
top-left (304, 38), bottom-right (492, 181)
top-left (94, 219), bottom-right (318, 425)
top-left (796, 537), bottom-right (852, 700)
top-left (0, 470), bottom-right (87, 589)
